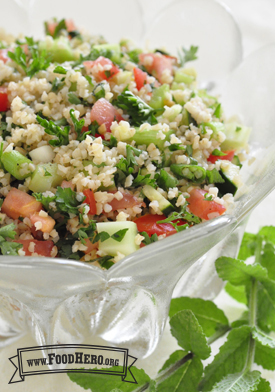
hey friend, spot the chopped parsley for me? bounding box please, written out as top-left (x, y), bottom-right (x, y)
top-left (37, 115), bottom-right (70, 147)
top-left (8, 37), bottom-right (50, 78)
top-left (70, 109), bottom-right (89, 141)
top-left (51, 77), bottom-right (65, 92)
top-left (178, 45), bottom-right (199, 67)
top-left (211, 149), bottom-right (227, 157)
top-left (140, 232), bottom-right (159, 246)
top-left (206, 168), bottom-right (225, 184)
top-left (53, 65), bottom-right (67, 74)
top-left (204, 193), bottom-right (213, 201)
top-left (94, 228), bottom-right (129, 243)
top-left (93, 83), bottom-right (105, 100)
top-left (114, 89), bottom-right (158, 126)
top-left (0, 223), bottom-right (23, 256)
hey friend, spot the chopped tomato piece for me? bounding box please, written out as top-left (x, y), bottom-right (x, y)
top-left (0, 86), bottom-right (9, 111)
top-left (134, 67), bottom-right (148, 90)
top-left (84, 56), bottom-right (120, 81)
top-left (2, 188), bottom-right (42, 220)
top-left (109, 192), bottom-right (144, 211)
top-left (30, 212), bottom-right (56, 234)
top-left (84, 239), bottom-right (98, 254)
top-left (14, 239), bottom-right (55, 257)
top-left (61, 180), bottom-right (75, 190)
top-left (187, 188), bottom-right (226, 220)
top-left (134, 214), bottom-right (186, 237)
top-left (207, 150), bottom-right (235, 164)
top-left (90, 98), bottom-right (123, 132)
top-left (47, 19), bottom-right (76, 36)
top-left (139, 53), bottom-right (173, 83)
top-left (0, 49), bottom-right (9, 63)
top-left (83, 189), bottom-right (97, 215)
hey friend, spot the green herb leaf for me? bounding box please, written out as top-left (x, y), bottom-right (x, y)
top-left (170, 309), bottom-right (211, 360)
top-left (96, 255), bottom-right (114, 269)
top-left (211, 149), bottom-right (227, 157)
top-left (68, 92), bottom-right (82, 105)
top-left (210, 370), bottom-right (261, 392)
top-left (68, 366), bottom-right (153, 392)
top-left (178, 45), bottom-right (198, 67)
top-left (115, 89), bottom-right (157, 126)
top-left (225, 282), bottom-right (247, 305)
top-left (238, 232), bottom-right (257, 260)
top-left (157, 169), bottom-right (178, 191)
top-left (201, 326), bottom-right (252, 391)
top-left (156, 356), bottom-right (202, 392)
top-left (140, 231), bottom-right (158, 246)
top-left (37, 115), bottom-right (70, 147)
top-left (111, 228), bottom-right (128, 242)
top-left (255, 378), bottom-right (271, 392)
top-left (133, 170), bottom-right (156, 188)
top-left (0, 223), bottom-right (17, 239)
top-left (51, 77), bottom-right (65, 92)
top-left (169, 297), bottom-right (229, 338)
top-left (260, 242), bottom-right (275, 280)
top-left (33, 192), bottom-right (55, 211)
top-left (53, 65), bottom-right (67, 74)
top-left (93, 83), bottom-right (105, 100)
top-left (69, 109), bottom-right (87, 141)
top-left (158, 350), bottom-right (187, 373)
top-left (215, 257), bottom-right (269, 286)
top-left (258, 226), bottom-right (275, 245)
top-left (206, 168), bottom-right (225, 184)
top-left (253, 327), bottom-right (275, 370)
top-left (213, 103), bottom-right (222, 119)
top-left (55, 187), bottom-right (85, 216)
top-left (53, 19), bottom-right (67, 39)
top-left (0, 241), bottom-right (23, 256)
top-left (257, 280), bottom-right (275, 333)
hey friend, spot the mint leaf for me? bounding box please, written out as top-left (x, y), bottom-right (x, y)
top-left (170, 309), bottom-right (211, 360)
top-left (258, 226), bottom-right (275, 245)
top-left (253, 327), bottom-right (275, 370)
top-left (238, 232), bottom-right (257, 260)
top-left (169, 297), bottom-right (228, 337)
top-left (210, 371), bottom-right (261, 392)
top-left (156, 356), bottom-right (202, 392)
top-left (68, 366), bottom-right (153, 391)
top-left (201, 326), bottom-right (251, 391)
top-left (215, 257), bottom-right (269, 286)
top-left (257, 280), bottom-right (275, 332)
top-left (255, 378), bottom-right (271, 392)
top-left (260, 242), bottom-right (275, 280)
top-left (225, 282), bottom-right (247, 305)
top-left (158, 350), bottom-right (187, 373)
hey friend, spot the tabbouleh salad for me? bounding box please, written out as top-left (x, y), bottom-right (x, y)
top-left (0, 19), bottom-right (250, 268)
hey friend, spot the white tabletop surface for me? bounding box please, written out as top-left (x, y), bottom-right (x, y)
top-left (1, 0), bottom-right (275, 390)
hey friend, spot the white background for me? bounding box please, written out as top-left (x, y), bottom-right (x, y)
top-left (1, 0), bottom-right (275, 390)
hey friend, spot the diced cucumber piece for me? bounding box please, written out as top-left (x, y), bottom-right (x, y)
top-left (221, 122), bottom-right (251, 150)
top-left (113, 71), bottom-right (132, 85)
top-left (171, 82), bottom-right (185, 91)
top-left (204, 122), bottom-right (225, 135)
top-left (29, 163), bottom-right (63, 193)
top-left (218, 164), bottom-right (239, 196)
top-left (38, 37), bottom-right (75, 63)
top-left (97, 221), bottom-right (139, 256)
top-left (171, 164), bottom-right (206, 183)
top-left (143, 184), bottom-right (174, 215)
top-left (149, 84), bottom-right (170, 110)
top-left (1, 150), bottom-right (33, 180)
top-left (157, 169), bottom-right (178, 191)
top-left (180, 108), bottom-right (192, 126)
top-left (174, 67), bottom-right (196, 84)
top-left (94, 43), bottom-right (122, 64)
top-left (131, 129), bottom-right (174, 150)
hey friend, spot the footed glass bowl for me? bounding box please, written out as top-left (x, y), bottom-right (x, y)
top-left (1, 0), bottom-right (275, 359)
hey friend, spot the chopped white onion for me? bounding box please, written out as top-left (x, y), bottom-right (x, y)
top-left (29, 145), bottom-right (55, 163)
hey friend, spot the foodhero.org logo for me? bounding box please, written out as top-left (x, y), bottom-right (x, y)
top-left (8, 344), bottom-right (137, 384)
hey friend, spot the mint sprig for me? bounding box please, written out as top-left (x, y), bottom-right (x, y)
top-left (67, 226), bottom-right (275, 391)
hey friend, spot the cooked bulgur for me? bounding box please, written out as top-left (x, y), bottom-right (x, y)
top-left (0, 19), bottom-right (250, 268)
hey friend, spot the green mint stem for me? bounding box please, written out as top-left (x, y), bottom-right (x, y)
top-left (245, 235), bottom-right (261, 372)
top-left (207, 325), bottom-right (231, 345)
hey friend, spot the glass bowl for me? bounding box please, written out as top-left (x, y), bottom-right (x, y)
top-left (1, 0), bottom-right (275, 359)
